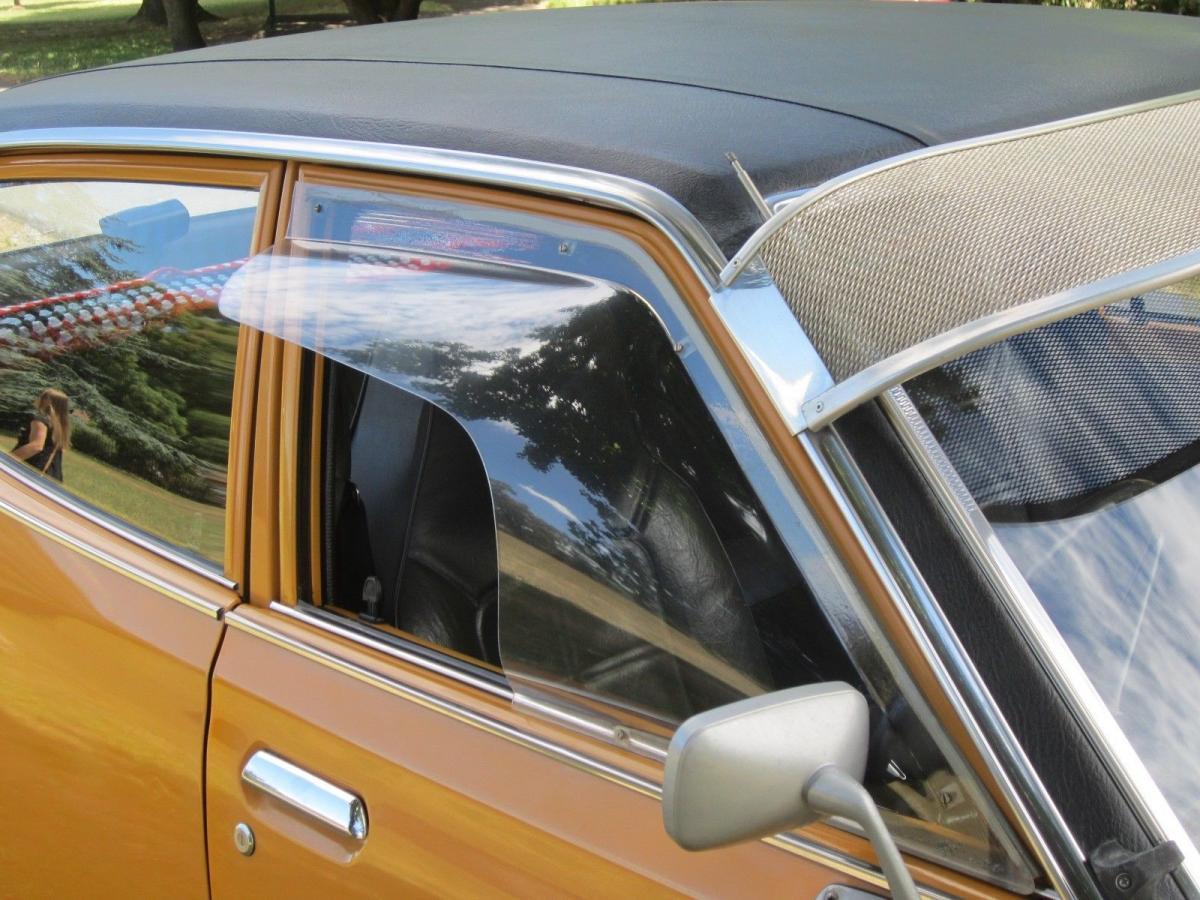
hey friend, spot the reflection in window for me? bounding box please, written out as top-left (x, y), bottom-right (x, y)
top-left (909, 277), bottom-right (1200, 843)
top-left (0, 180), bottom-right (257, 565)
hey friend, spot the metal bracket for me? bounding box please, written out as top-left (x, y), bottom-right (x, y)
top-left (815, 886), bottom-right (885, 900)
top-left (1090, 839), bottom-right (1183, 900)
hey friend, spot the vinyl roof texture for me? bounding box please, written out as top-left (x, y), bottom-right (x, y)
top-left (4, 0), bottom-right (1200, 254)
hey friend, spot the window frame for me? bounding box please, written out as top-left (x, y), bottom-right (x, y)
top-left (0, 152), bottom-right (284, 589)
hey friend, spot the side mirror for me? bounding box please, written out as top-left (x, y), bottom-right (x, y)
top-left (662, 682), bottom-right (918, 900)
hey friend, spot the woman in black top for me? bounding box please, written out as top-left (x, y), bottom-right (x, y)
top-left (11, 388), bottom-right (71, 482)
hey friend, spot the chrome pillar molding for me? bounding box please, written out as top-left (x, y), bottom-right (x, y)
top-left (799, 250), bottom-right (1200, 431)
top-left (0, 126), bottom-right (727, 283)
top-left (709, 267), bottom-right (834, 434)
top-left (881, 388), bottom-right (1200, 897)
top-left (242, 750), bottom-right (368, 840)
top-left (802, 427), bottom-right (1093, 900)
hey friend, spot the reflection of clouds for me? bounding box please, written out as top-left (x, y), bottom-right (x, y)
top-left (996, 466), bottom-right (1200, 840)
top-left (219, 248), bottom-right (613, 369)
top-left (519, 483), bottom-right (582, 525)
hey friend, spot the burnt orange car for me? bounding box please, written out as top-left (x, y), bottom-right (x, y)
top-left (2, 3), bottom-right (1200, 898)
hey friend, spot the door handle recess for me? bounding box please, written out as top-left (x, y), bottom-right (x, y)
top-left (241, 750), bottom-right (368, 840)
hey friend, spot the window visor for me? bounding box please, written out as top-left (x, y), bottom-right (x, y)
top-left (219, 238), bottom-right (769, 724)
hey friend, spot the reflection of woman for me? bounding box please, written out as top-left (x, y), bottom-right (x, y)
top-left (11, 389), bottom-right (71, 482)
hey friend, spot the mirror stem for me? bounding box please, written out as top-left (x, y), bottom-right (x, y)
top-left (805, 766), bottom-right (920, 900)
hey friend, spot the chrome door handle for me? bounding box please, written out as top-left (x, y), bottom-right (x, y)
top-left (241, 750), bottom-right (368, 840)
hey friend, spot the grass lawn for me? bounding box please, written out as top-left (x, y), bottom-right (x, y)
top-left (2, 430), bottom-right (225, 562)
top-left (0, 0), bottom-right (561, 86)
top-left (0, 0), bottom-right (346, 84)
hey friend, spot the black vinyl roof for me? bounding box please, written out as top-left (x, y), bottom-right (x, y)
top-left (4, 0), bottom-right (1200, 253)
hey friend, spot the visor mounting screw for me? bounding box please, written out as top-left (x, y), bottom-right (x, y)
top-left (1115, 873), bottom-right (1133, 892)
top-left (673, 342), bottom-right (684, 354)
top-left (233, 822), bottom-right (256, 857)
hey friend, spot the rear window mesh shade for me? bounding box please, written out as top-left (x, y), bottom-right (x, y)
top-left (906, 282), bottom-right (1200, 519)
top-left (759, 96), bottom-right (1200, 382)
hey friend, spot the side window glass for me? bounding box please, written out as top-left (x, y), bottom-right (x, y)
top-left (0, 180), bottom-right (258, 565)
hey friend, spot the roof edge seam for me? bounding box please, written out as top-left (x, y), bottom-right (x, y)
top-left (12, 55), bottom-right (932, 149)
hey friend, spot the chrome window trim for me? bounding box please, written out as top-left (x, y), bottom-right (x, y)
top-left (720, 86), bottom-right (1200, 288)
top-left (269, 601), bottom-right (511, 701)
top-left (0, 124), bottom-right (1072, 887)
top-left (800, 250), bottom-right (1200, 431)
top-left (0, 488), bottom-right (224, 617)
top-left (803, 429), bottom-right (1086, 900)
top-left (0, 126), bottom-right (727, 282)
top-left (0, 456), bottom-right (237, 592)
top-left (230, 606), bottom-right (955, 900)
top-left (880, 387), bottom-right (1200, 896)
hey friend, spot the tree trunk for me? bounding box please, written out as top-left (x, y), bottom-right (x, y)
top-left (131, 0), bottom-right (168, 26)
top-left (342, 0), bottom-right (381, 25)
top-left (163, 0), bottom-right (206, 50)
top-left (388, 0), bottom-right (421, 20)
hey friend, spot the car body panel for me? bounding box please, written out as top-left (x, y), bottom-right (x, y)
top-left (0, 476), bottom-right (227, 896)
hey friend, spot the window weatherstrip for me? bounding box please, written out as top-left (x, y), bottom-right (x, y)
top-left (269, 601), bottom-right (511, 701)
top-left (0, 456), bottom-right (237, 593)
top-left (880, 387), bottom-right (1200, 897)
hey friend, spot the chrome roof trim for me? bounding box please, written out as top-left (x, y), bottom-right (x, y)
top-left (230, 606), bottom-right (951, 899)
top-left (0, 126), bottom-right (727, 283)
top-left (881, 387), bottom-right (1200, 896)
top-left (0, 456), bottom-right (237, 592)
top-left (801, 249), bottom-right (1200, 431)
top-left (803, 429), bottom-right (1088, 900)
top-left (721, 87), bottom-right (1200, 288)
top-left (0, 489), bottom-right (225, 617)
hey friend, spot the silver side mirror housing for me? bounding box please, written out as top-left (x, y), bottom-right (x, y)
top-left (662, 682), bottom-right (918, 900)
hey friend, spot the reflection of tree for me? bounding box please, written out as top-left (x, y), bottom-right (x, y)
top-left (0, 236), bottom-right (237, 502)
top-left (0, 235), bottom-right (130, 299)
top-left (417, 301), bottom-right (644, 495)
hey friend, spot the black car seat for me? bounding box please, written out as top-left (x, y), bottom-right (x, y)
top-left (328, 364), bottom-right (771, 718)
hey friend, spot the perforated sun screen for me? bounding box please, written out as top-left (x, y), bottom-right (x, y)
top-left (743, 94), bottom-right (1200, 421)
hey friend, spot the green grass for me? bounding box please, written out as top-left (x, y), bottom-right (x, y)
top-left (0, 0), bottom-right (349, 84)
top-left (3, 430), bottom-right (225, 562)
top-left (0, 0), bottom-right (638, 86)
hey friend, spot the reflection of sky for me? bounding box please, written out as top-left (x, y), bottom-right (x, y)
top-left (996, 467), bottom-right (1200, 841)
top-left (219, 248), bottom-right (614, 370)
top-left (467, 417), bottom-right (598, 531)
top-left (0, 181), bottom-right (254, 252)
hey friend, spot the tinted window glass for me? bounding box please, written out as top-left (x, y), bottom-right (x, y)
top-left (0, 180), bottom-right (257, 565)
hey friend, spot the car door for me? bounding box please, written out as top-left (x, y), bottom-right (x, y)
top-left (203, 165), bottom-right (1040, 898)
top-left (0, 153), bottom-right (281, 896)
